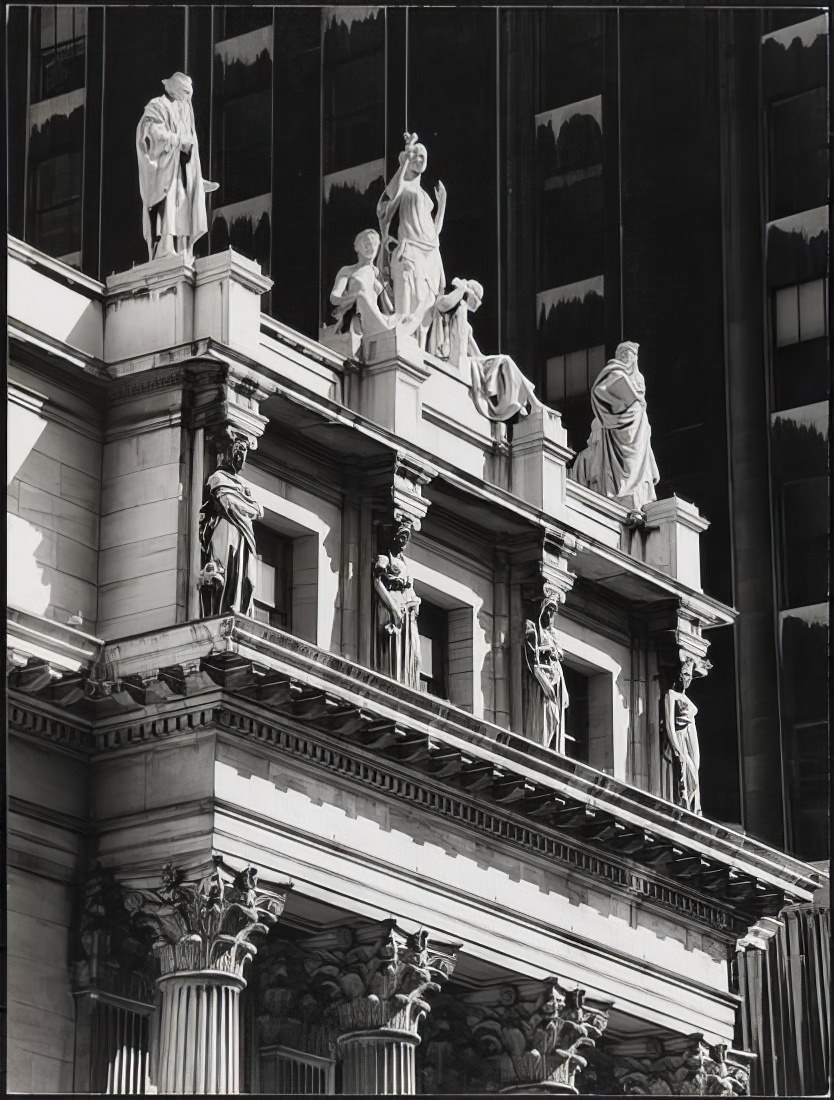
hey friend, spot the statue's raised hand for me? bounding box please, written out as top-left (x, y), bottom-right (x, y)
top-left (434, 180), bottom-right (447, 206)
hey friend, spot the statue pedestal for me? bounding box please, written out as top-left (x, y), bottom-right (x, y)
top-left (511, 406), bottom-right (572, 516)
top-left (359, 328), bottom-right (431, 438)
top-left (103, 249), bottom-right (272, 363)
top-left (319, 323), bottom-right (362, 360)
top-left (104, 254), bottom-right (196, 362)
top-left (193, 249), bottom-right (273, 354)
top-left (643, 496), bottom-right (710, 590)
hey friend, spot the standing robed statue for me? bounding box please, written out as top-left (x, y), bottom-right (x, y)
top-left (136, 72), bottom-right (219, 262)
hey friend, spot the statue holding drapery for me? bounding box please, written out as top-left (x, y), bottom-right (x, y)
top-left (373, 522), bottom-right (422, 689)
top-left (662, 660), bottom-right (702, 815)
top-left (523, 590), bottom-right (570, 753)
top-left (198, 435), bottom-right (263, 617)
top-left (136, 72), bottom-right (218, 262)
top-left (569, 341), bottom-right (659, 510)
top-left (377, 132), bottom-right (446, 347)
top-left (428, 276), bottom-right (540, 441)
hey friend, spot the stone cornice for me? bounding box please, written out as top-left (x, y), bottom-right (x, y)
top-left (8, 234), bottom-right (105, 298)
top-left (6, 614), bottom-right (819, 909)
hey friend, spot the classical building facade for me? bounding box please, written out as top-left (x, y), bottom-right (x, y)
top-left (6, 5), bottom-right (829, 1097)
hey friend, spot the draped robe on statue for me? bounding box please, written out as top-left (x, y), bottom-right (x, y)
top-left (136, 88), bottom-right (209, 259)
top-left (663, 689), bottom-right (702, 815)
top-left (377, 178), bottom-right (445, 337)
top-left (199, 468), bottom-right (263, 616)
top-left (572, 358), bottom-right (659, 508)
top-left (428, 285), bottom-right (538, 423)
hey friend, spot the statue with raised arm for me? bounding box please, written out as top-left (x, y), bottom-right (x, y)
top-left (377, 132), bottom-right (446, 346)
top-left (136, 72), bottom-right (218, 262)
top-left (198, 435), bottom-right (263, 617)
top-left (569, 340), bottom-right (659, 510)
top-left (329, 228), bottom-right (399, 337)
top-left (662, 660), bottom-right (702, 815)
top-left (523, 589), bottom-right (570, 753)
top-left (429, 277), bottom-right (540, 441)
top-left (373, 521), bottom-right (422, 689)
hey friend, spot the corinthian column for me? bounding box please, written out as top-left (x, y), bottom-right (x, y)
top-left (149, 857), bottom-right (290, 1094)
top-left (334, 921), bottom-right (459, 1095)
top-left (469, 980), bottom-right (612, 1095)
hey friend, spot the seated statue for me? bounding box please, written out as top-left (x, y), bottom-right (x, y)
top-left (329, 228), bottom-right (399, 337)
top-left (569, 340), bottom-right (659, 510)
top-left (428, 277), bottom-right (540, 440)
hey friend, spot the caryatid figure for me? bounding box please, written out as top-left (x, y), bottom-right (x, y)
top-left (523, 590), bottom-right (570, 753)
top-left (198, 436), bottom-right (264, 617)
top-left (377, 132), bottom-right (447, 346)
top-left (662, 659), bottom-right (702, 815)
top-left (136, 72), bottom-right (219, 262)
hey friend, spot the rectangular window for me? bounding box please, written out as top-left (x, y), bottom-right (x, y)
top-left (794, 720), bottom-right (829, 858)
top-left (779, 477), bottom-right (828, 608)
top-left (418, 600), bottom-right (449, 700)
top-left (562, 664), bottom-right (590, 764)
top-left (217, 89), bottom-right (272, 207)
top-left (32, 6), bottom-right (87, 102)
top-left (767, 88), bottom-right (827, 221)
top-left (32, 150), bottom-right (83, 258)
top-left (253, 525), bottom-right (293, 632)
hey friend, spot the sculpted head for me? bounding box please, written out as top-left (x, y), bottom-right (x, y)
top-left (614, 341), bottom-right (639, 370)
top-left (227, 437), bottom-right (249, 473)
top-left (679, 659), bottom-right (695, 692)
top-left (393, 520), bottom-right (412, 552)
top-left (354, 228), bottom-right (380, 262)
top-left (463, 280), bottom-right (484, 314)
top-left (162, 72), bottom-right (193, 101)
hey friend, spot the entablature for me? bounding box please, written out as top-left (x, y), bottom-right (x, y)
top-left (7, 612), bottom-right (819, 930)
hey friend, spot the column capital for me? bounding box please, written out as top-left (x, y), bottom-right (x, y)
top-left (332, 921), bottom-right (459, 1037)
top-left (611, 1033), bottom-right (755, 1096)
top-left (467, 979), bottom-right (612, 1093)
top-left (148, 856), bottom-right (292, 982)
top-left (186, 357), bottom-right (274, 448)
top-left (363, 451), bottom-right (439, 532)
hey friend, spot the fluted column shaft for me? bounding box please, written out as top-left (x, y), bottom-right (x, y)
top-left (156, 971), bottom-right (245, 1094)
top-left (338, 1029), bottom-right (420, 1095)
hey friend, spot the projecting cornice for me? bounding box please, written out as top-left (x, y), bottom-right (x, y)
top-left (7, 613), bottom-right (820, 929)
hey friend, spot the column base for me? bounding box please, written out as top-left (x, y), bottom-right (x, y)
top-left (501, 1085), bottom-right (578, 1095)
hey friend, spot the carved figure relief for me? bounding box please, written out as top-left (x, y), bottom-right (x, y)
top-left (570, 340), bottom-right (659, 510)
top-left (662, 659), bottom-right (702, 815)
top-left (135, 72), bottom-right (218, 262)
top-left (523, 588), bottom-right (570, 753)
top-left (329, 228), bottom-right (399, 337)
top-left (377, 132), bottom-right (446, 346)
top-left (198, 434), bottom-right (264, 617)
top-left (373, 521), bottom-right (422, 689)
top-left (428, 277), bottom-right (540, 440)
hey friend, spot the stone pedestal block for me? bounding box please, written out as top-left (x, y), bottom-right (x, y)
top-left (319, 323), bottom-right (361, 360)
top-left (511, 406), bottom-right (572, 515)
top-left (338, 1029), bottom-right (420, 1095)
top-left (156, 971), bottom-right (244, 1094)
top-left (193, 250), bottom-right (273, 354)
top-left (642, 496), bottom-right (710, 590)
top-left (104, 254), bottom-right (195, 363)
top-left (359, 329), bottom-right (431, 437)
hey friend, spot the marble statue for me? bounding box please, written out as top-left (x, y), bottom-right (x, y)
top-left (523, 591), bottom-right (570, 753)
top-left (373, 522), bottom-right (422, 689)
top-left (662, 661), bottom-right (702, 815)
top-left (329, 228), bottom-right (398, 337)
top-left (569, 341), bottom-right (659, 510)
top-left (377, 132), bottom-right (446, 346)
top-left (429, 277), bottom-right (540, 439)
top-left (198, 436), bottom-right (263, 617)
top-left (136, 72), bottom-right (218, 262)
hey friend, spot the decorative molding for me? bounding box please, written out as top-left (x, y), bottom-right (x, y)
top-left (466, 980), bottom-right (611, 1092)
top-left (147, 856), bottom-right (291, 980)
top-left (610, 1033), bottom-right (755, 1096)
